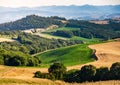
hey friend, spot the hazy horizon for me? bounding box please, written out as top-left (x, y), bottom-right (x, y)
top-left (0, 0), bottom-right (120, 7)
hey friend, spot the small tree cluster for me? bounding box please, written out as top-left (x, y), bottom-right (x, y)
top-left (64, 62), bottom-right (120, 82)
top-left (34, 63), bottom-right (66, 80)
top-left (34, 62), bottom-right (120, 82)
top-left (0, 49), bottom-right (41, 66)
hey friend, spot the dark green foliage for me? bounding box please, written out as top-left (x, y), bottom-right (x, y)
top-left (48, 63), bottom-right (67, 80)
top-left (34, 62), bottom-right (120, 82)
top-left (52, 30), bottom-right (74, 38)
top-left (64, 69), bottom-right (80, 82)
top-left (34, 63), bottom-right (66, 80)
top-left (65, 19), bottom-right (120, 40)
top-left (27, 56), bottom-right (41, 66)
top-left (7, 56), bottom-right (27, 66)
top-left (34, 71), bottom-right (55, 80)
top-left (0, 56), bottom-right (4, 65)
top-left (110, 62), bottom-right (120, 80)
top-left (3, 51), bottom-right (27, 66)
top-left (34, 71), bottom-right (42, 78)
top-left (48, 63), bottom-right (67, 74)
top-left (16, 33), bottom-right (83, 54)
top-left (95, 67), bottom-right (109, 81)
top-left (0, 32), bottom-right (82, 55)
top-left (0, 15), bottom-right (66, 31)
top-left (80, 65), bottom-right (96, 82)
top-left (0, 48), bottom-right (41, 66)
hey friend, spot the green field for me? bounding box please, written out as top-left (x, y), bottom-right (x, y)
top-left (46, 27), bottom-right (80, 32)
top-left (44, 27), bottom-right (101, 42)
top-left (37, 44), bottom-right (95, 67)
top-left (70, 36), bottom-right (101, 43)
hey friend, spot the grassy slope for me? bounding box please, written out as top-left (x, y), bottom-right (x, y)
top-left (42, 27), bottom-right (101, 42)
top-left (37, 44), bottom-right (95, 67)
top-left (46, 27), bottom-right (80, 32)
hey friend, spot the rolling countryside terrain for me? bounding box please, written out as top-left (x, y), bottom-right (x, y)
top-left (0, 41), bottom-right (120, 85)
top-left (37, 44), bottom-right (95, 67)
top-left (0, 12), bottom-right (120, 84)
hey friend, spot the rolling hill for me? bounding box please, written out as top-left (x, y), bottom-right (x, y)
top-left (36, 44), bottom-right (95, 67)
top-left (0, 5), bottom-right (120, 23)
top-left (0, 41), bottom-right (120, 84)
top-left (0, 15), bottom-right (66, 31)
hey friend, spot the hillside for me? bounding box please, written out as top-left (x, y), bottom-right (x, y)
top-left (0, 15), bottom-right (66, 31)
top-left (0, 41), bottom-right (120, 84)
top-left (0, 5), bottom-right (120, 23)
top-left (68, 41), bottom-right (120, 70)
top-left (0, 15), bottom-right (120, 40)
top-left (37, 44), bottom-right (95, 67)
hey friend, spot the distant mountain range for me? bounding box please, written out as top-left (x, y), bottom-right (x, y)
top-left (0, 5), bottom-right (120, 23)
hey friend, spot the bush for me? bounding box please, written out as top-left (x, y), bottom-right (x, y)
top-left (3, 52), bottom-right (27, 66)
top-left (34, 71), bottom-right (42, 78)
top-left (80, 65), bottom-right (96, 82)
top-left (48, 63), bottom-right (67, 80)
top-left (95, 67), bottom-right (109, 81)
top-left (34, 71), bottom-right (55, 80)
top-left (110, 62), bottom-right (120, 80)
top-left (0, 56), bottom-right (4, 65)
top-left (64, 69), bottom-right (80, 82)
top-left (0, 49), bottom-right (41, 66)
top-left (34, 62), bottom-right (120, 82)
top-left (27, 56), bottom-right (41, 66)
top-left (53, 30), bottom-right (74, 38)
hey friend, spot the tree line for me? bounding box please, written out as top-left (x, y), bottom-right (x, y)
top-left (48, 19), bottom-right (120, 40)
top-left (0, 15), bottom-right (66, 31)
top-left (34, 62), bottom-right (120, 82)
top-left (0, 32), bottom-right (83, 55)
top-left (0, 48), bottom-right (41, 66)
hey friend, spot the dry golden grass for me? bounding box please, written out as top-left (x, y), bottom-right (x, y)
top-left (0, 38), bottom-right (15, 42)
top-left (0, 78), bottom-right (120, 85)
top-left (67, 41), bottom-right (120, 70)
top-left (0, 41), bottom-right (120, 85)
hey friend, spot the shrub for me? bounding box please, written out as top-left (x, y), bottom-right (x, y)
top-left (95, 67), bottom-right (109, 81)
top-left (34, 71), bottom-right (42, 78)
top-left (80, 65), bottom-right (96, 82)
top-left (48, 63), bottom-right (67, 80)
top-left (27, 56), bottom-right (41, 66)
top-left (64, 69), bottom-right (80, 82)
top-left (110, 62), bottom-right (120, 80)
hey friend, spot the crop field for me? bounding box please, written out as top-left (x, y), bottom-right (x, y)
top-left (37, 44), bottom-right (95, 67)
top-left (46, 27), bottom-right (80, 32)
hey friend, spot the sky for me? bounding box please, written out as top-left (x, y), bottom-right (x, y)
top-left (0, 0), bottom-right (120, 7)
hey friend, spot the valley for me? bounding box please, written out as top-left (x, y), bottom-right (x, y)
top-left (0, 14), bottom-right (120, 84)
top-left (0, 41), bottom-right (120, 84)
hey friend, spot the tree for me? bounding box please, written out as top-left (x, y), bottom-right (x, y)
top-left (80, 65), bottom-right (96, 82)
top-left (64, 69), bottom-right (80, 82)
top-left (48, 63), bottom-right (67, 80)
top-left (95, 67), bottom-right (109, 81)
top-left (34, 71), bottom-right (42, 78)
top-left (110, 62), bottom-right (120, 80)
